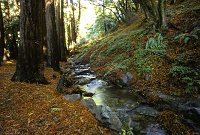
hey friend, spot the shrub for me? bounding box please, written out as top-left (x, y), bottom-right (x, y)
top-left (145, 33), bottom-right (166, 55)
top-left (174, 27), bottom-right (200, 44)
top-left (134, 33), bottom-right (166, 77)
top-left (169, 52), bottom-right (200, 94)
top-left (134, 44), bottom-right (153, 76)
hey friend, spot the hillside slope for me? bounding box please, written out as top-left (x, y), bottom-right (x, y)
top-left (77, 0), bottom-right (200, 96)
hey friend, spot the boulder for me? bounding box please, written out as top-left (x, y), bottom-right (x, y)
top-left (116, 72), bottom-right (133, 87)
top-left (64, 94), bottom-right (81, 101)
top-left (81, 98), bottom-right (97, 114)
top-left (130, 121), bottom-right (142, 132)
top-left (122, 72), bottom-right (133, 85)
top-left (75, 78), bottom-right (93, 85)
top-left (182, 107), bottom-right (200, 132)
top-left (116, 107), bottom-right (134, 126)
top-left (96, 105), bottom-right (122, 132)
top-left (141, 124), bottom-right (168, 135)
top-left (74, 69), bottom-right (92, 75)
top-left (134, 106), bottom-right (159, 117)
top-left (56, 74), bottom-right (65, 93)
top-left (82, 92), bottom-right (95, 97)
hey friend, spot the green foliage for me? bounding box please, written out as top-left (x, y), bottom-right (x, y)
top-left (174, 27), bottom-right (200, 44)
top-left (105, 38), bottom-right (131, 55)
top-left (145, 33), bottom-right (166, 55)
top-left (111, 54), bottom-right (132, 70)
top-left (50, 107), bottom-right (62, 112)
top-left (121, 128), bottom-right (134, 135)
top-left (134, 44), bottom-right (153, 76)
top-left (170, 53), bottom-right (200, 93)
top-left (146, 33), bottom-right (163, 49)
top-left (86, 12), bottom-right (118, 39)
top-left (134, 33), bottom-right (166, 77)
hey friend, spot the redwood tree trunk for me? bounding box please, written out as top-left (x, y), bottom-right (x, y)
top-left (12, 0), bottom-right (47, 84)
top-left (60, 0), bottom-right (67, 60)
top-left (0, 2), bottom-right (5, 65)
top-left (45, 0), bottom-right (60, 71)
top-left (54, 0), bottom-right (67, 60)
top-left (54, 0), bottom-right (61, 60)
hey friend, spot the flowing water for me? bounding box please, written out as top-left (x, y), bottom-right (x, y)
top-left (81, 79), bottom-right (142, 109)
top-left (64, 62), bottom-right (200, 134)
top-left (74, 64), bottom-right (142, 109)
top-left (68, 63), bottom-right (168, 134)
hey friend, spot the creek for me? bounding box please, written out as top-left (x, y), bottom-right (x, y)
top-left (63, 61), bottom-right (169, 135)
top-left (62, 59), bottom-right (200, 134)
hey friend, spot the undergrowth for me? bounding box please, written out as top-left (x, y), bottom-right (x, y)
top-left (170, 52), bottom-right (200, 94)
top-left (134, 33), bottom-right (166, 78)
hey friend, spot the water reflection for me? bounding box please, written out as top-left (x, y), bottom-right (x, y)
top-left (80, 79), bottom-right (140, 109)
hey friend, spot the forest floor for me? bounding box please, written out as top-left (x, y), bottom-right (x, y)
top-left (0, 61), bottom-right (111, 135)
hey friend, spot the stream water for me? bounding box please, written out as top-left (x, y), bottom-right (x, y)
top-left (81, 79), bottom-right (141, 109)
top-left (62, 60), bottom-right (200, 134)
top-left (74, 64), bottom-right (141, 109)
top-left (70, 63), bottom-right (168, 134)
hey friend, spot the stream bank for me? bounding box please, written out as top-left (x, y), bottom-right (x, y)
top-left (59, 58), bottom-right (200, 135)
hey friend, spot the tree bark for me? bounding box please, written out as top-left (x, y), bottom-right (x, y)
top-left (60, 0), bottom-right (67, 60)
top-left (10, 28), bottom-right (18, 59)
top-left (12, 0), bottom-right (48, 84)
top-left (54, 0), bottom-right (61, 60)
top-left (158, 0), bottom-right (167, 29)
top-left (0, 2), bottom-right (5, 65)
top-left (45, 0), bottom-right (60, 71)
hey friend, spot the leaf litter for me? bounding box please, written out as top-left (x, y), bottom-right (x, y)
top-left (0, 61), bottom-right (111, 135)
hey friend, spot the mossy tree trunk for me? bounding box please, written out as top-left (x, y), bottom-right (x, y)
top-left (12, 0), bottom-right (48, 84)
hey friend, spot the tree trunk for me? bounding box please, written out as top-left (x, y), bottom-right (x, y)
top-left (54, 0), bottom-right (61, 60)
top-left (10, 28), bottom-right (18, 59)
top-left (103, 0), bottom-right (107, 32)
top-left (12, 0), bottom-right (48, 84)
top-left (0, 2), bottom-right (5, 65)
top-left (60, 0), bottom-right (67, 60)
top-left (42, 0), bottom-right (48, 63)
top-left (45, 0), bottom-right (60, 71)
top-left (4, 1), bottom-right (11, 56)
top-left (70, 0), bottom-right (77, 54)
top-left (158, 0), bottom-right (167, 29)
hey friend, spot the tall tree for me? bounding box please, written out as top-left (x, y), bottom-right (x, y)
top-left (0, 2), bottom-right (5, 65)
top-left (45, 0), bottom-right (60, 71)
top-left (66, 0), bottom-right (81, 54)
top-left (54, 0), bottom-right (61, 60)
top-left (12, 0), bottom-right (47, 84)
top-left (157, 0), bottom-right (167, 29)
top-left (54, 0), bottom-right (67, 60)
top-left (60, 0), bottom-right (67, 59)
top-left (132, 0), bottom-right (167, 29)
top-left (2, 0), bottom-right (20, 59)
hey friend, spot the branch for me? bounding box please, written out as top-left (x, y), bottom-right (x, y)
top-left (89, 1), bottom-right (122, 22)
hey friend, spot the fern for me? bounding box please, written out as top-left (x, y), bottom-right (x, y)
top-left (174, 27), bottom-right (200, 44)
top-left (134, 45), bottom-right (153, 76)
top-left (145, 33), bottom-right (166, 50)
top-left (170, 52), bottom-right (200, 93)
top-left (134, 33), bottom-right (166, 77)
